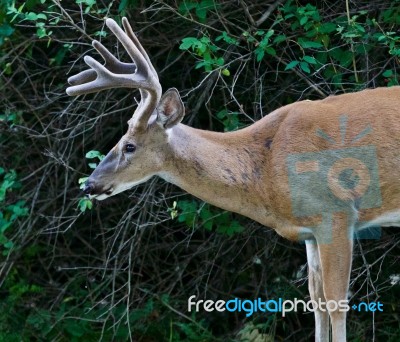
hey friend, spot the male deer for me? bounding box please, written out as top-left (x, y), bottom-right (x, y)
top-left (67, 17), bottom-right (400, 342)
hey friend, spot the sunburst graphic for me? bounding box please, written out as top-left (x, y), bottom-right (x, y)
top-left (315, 115), bottom-right (373, 146)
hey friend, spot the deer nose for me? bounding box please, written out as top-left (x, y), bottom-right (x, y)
top-left (82, 182), bottom-right (94, 195)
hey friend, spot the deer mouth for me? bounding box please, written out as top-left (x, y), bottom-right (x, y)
top-left (104, 188), bottom-right (113, 196)
top-left (88, 187), bottom-right (114, 201)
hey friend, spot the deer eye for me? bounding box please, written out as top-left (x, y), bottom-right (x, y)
top-left (125, 143), bottom-right (136, 153)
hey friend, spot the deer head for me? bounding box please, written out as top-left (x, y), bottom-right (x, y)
top-left (67, 18), bottom-right (185, 200)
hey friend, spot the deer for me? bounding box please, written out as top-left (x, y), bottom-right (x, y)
top-left (66, 17), bottom-right (400, 342)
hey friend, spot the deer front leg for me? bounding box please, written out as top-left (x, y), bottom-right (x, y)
top-left (306, 241), bottom-right (329, 342)
top-left (317, 213), bottom-right (353, 342)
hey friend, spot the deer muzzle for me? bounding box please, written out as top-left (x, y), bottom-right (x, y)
top-left (82, 179), bottom-right (114, 200)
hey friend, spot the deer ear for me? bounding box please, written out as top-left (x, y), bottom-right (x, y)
top-left (157, 88), bottom-right (185, 129)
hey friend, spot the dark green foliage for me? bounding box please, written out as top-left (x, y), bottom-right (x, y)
top-left (0, 0), bottom-right (399, 341)
top-left (0, 168), bottom-right (28, 255)
top-left (175, 199), bottom-right (244, 236)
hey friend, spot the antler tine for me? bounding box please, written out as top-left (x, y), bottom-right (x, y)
top-left (66, 17), bottom-right (162, 129)
top-left (68, 69), bottom-right (97, 86)
top-left (104, 18), bottom-right (162, 127)
top-left (66, 38), bottom-right (137, 96)
top-left (67, 40), bottom-right (137, 87)
top-left (104, 18), bottom-right (149, 77)
top-left (121, 17), bottom-right (158, 81)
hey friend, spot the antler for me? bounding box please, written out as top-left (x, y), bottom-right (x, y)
top-left (66, 17), bottom-right (162, 128)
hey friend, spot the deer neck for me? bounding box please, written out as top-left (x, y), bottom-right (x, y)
top-left (160, 124), bottom-right (272, 225)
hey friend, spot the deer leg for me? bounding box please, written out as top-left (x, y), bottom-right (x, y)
top-left (306, 241), bottom-right (330, 342)
top-left (317, 212), bottom-right (353, 342)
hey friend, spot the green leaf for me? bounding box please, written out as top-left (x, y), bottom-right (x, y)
top-left (85, 150), bottom-right (104, 160)
top-left (196, 0), bottom-right (214, 22)
top-left (200, 206), bottom-right (213, 230)
top-left (179, 0), bottom-right (197, 14)
top-left (24, 12), bottom-right (38, 21)
top-left (300, 16), bottom-right (308, 26)
top-left (78, 199), bottom-right (87, 212)
top-left (320, 34), bottom-right (330, 48)
top-left (329, 48), bottom-right (353, 67)
top-left (179, 37), bottom-right (199, 50)
top-left (229, 220), bottom-right (245, 235)
top-left (284, 60), bottom-right (299, 70)
top-left (390, 48), bottom-right (400, 57)
top-left (0, 221), bottom-right (12, 234)
top-left (78, 177), bottom-right (88, 185)
top-left (199, 36), bottom-right (211, 45)
top-left (10, 202), bottom-right (28, 217)
top-left (64, 320), bottom-right (86, 337)
top-left (382, 69), bottom-right (393, 77)
top-left (118, 0), bottom-right (130, 13)
top-left (216, 220), bottom-right (244, 236)
top-left (255, 49), bottom-right (264, 62)
top-left (215, 57), bottom-right (224, 66)
top-left (94, 30), bottom-right (107, 37)
top-left (265, 29), bottom-right (274, 38)
top-left (36, 27), bottom-right (47, 38)
top-left (216, 31), bottom-right (238, 45)
top-left (79, 182), bottom-right (86, 190)
top-left (3, 240), bottom-right (14, 249)
top-left (265, 46), bottom-right (276, 56)
top-left (273, 34), bottom-right (287, 44)
top-left (332, 73), bottom-right (343, 85)
top-left (300, 61), bottom-right (311, 73)
top-left (216, 109), bottom-right (227, 119)
top-left (76, 0), bottom-right (96, 6)
top-left (319, 22), bottom-right (337, 34)
top-left (298, 39), bottom-right (323, 49)
top-left (36, 13), bottom-right (47, 20)
top-left (78, 198), bottom-right (93, 212)
top-left (302, 55), bottom-right (317, 64)
top-left (0, 24), bottom-right (14, 38)
top-left (342, 32), bottom-right (359, 38)
top-left (195, 61), bottom-right (210, 70)
top-left (177, 200), bottom-right (198, 227)
top-left (85, 150), bottom-right (100, 159)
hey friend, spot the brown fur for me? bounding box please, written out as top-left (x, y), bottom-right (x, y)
top-left (75, 27), bottom-right (400, 340)
top-left (159, 87), bottom-right (400, 241)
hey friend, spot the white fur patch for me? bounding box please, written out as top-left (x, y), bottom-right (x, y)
top-left (357, 210), bottom-right (400, 229)
top-left (93, 176), bottom-right (153, 201)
